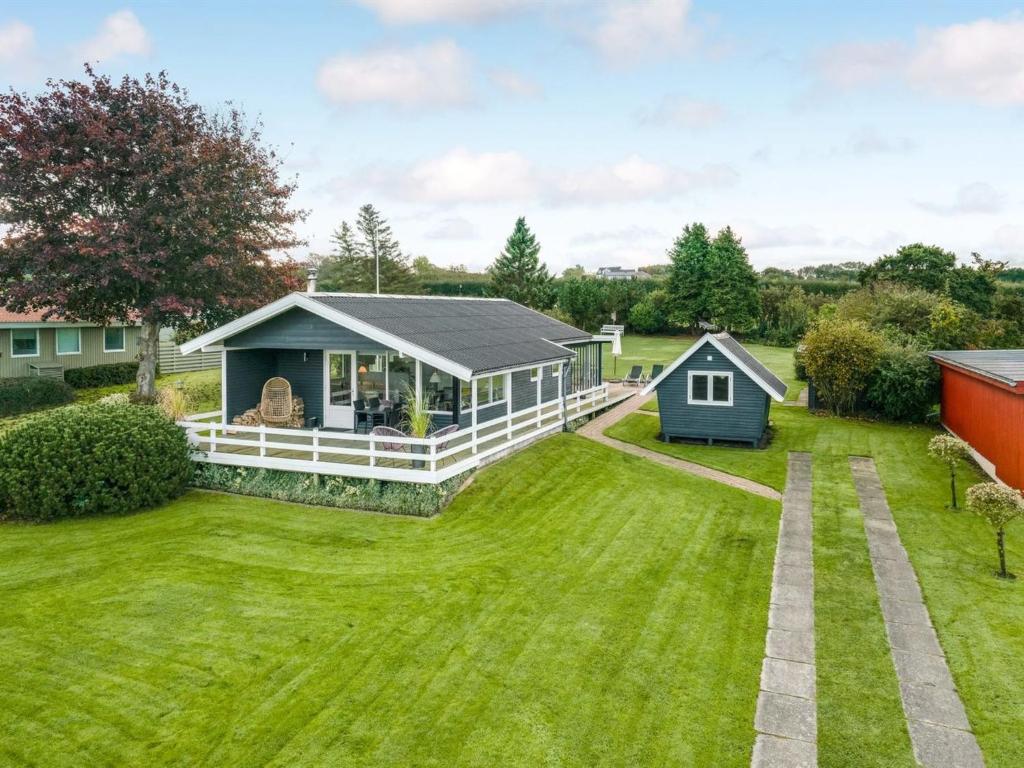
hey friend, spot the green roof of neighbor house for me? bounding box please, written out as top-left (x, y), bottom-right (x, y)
top-left (929, 349), bottom-right (1024, 386)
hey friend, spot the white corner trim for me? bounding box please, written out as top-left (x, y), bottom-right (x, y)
top-left (686, 370), bottom-right (734, 406)
top-left (641, 333), bottom-right (786, 401)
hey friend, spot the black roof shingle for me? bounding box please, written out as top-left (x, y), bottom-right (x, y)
top-left (713, 332), bottom-right (788, 398)
top-left (309, 294), bottom-right (591, 375)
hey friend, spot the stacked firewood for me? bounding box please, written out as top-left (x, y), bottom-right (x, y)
top-left (232, 397), bottom-right (305, 428)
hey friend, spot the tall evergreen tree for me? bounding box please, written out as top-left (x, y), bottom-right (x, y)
top-left (488, 217), bottom-right (555, 309)
top-left (666, 222), bottom-right (712, 329)
top-left (704, 226), bottom-right (760, 332)
top-left (318, 204), bottom-right (419, 294)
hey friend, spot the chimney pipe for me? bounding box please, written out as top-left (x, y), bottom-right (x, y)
top-left (307, 266), bottom-right (318, 293)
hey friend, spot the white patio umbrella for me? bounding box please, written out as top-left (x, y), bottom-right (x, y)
top-left (612, 330), bottom-right (622, 376)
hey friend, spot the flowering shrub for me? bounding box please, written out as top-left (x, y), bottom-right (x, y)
top-left (928, 434), bottom-right (972, 508)
top-left (966, 482), bottom-right (1024, 578)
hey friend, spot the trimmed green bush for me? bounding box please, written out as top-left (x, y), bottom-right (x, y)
top-left (65, 362), bottom-right (140, 388)
top-left (0, 376), bottom-right (75, 417)
top-left (866, 347), bottom-right (939, 423)
top-left (192, 464), bottom-right (466, 517)
top-left (0, 404), bottom-right (192, 521)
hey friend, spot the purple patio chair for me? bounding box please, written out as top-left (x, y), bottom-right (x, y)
top-left (369, 425), bottom-right (406, 453)
top-left (431, 423), bottom-right (460, 461)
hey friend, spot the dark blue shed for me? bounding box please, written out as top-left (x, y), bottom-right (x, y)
top-left (641, 333), bottom-right (787, 447)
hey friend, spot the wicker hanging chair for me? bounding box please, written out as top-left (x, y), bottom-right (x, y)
top-left (260, 377), bottom-right (293, 426)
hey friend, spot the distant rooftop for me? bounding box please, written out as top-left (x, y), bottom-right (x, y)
top-left (929, 349), bottom-right (1024, 387)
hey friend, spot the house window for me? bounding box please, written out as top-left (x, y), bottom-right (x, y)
top-left (56, 328), bottom-right (81, 355)
top-left (688, 371), bottom-right (733, 406)
top-left (460, 380), bottom-right (472, 411)
top-left (473, 374), bottom-right (506, 408)
top-left (11, 329), bottom-right (39, 357)
top-left (103, 327), bottom-right (125, 352)
top-left (490, 374), bottom-right (505, 403)
top-left (422, 364), bottom-right (454, 413)
top-left (530, 367), bottom-right (540, 382)
top-left (551, 362), bottom-right (562, 378)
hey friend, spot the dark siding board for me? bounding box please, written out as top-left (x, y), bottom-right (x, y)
top-left (225, 349), bottom-right (276, 422)
top-left (226, 307), bottom-right (387, 351)
top-left (275, 349), bottom-right (324, 425)
top-left (654, 340), bottom-right (770, 443)
top-left (457, 401), bottom-right (506, 429)
top-left (512, 368), bottom-right (538, 411)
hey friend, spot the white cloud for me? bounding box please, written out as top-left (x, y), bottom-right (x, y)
top-left (815, 15), bottom-right (1024, 105)
top-left (589, 0), bottom-right (695, 64)
top-left (637, 95), bottom-right (727, 129)
top-left (407, 148), bottom-right (537, 202)
top-left (814, 41), bottom-right (906, 88)
top-left (326, 148), bottom-right (736, 206)
top-left (425, 216), bottom-right (479, 240)
top-left (741, 223), bottom-right (826, 250)
top-left (489, 69), bottom-right (542, 98)
top-left (917, 182), bottom-right (1008, 215)
top-left (355, 0), bottom-right (536, 24)
top-left (839, 126), bottom-right (916, 156)
top-left (907, 17), bottom-right (1024, 105)
top-left (987, 224), bottom-right (1024, 257)
top-left (553, 155), bottom-right (737, 203)
top-left (78, 10), bottom-right (151, 63)
top-left (569, 225), bottom-right (663, 247)
top-left (0, 20), bottom-right (34, 62)
top-left (317, 40), bottom-right (473, 109)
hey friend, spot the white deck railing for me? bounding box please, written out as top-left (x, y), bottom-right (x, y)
top-left (178, 383), bottom-right (618, 484)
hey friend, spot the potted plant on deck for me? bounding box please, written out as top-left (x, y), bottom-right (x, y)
top-left (402, 388), bottom-right (432, 469)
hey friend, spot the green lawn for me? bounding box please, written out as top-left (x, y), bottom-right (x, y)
top-left (606, 407), bottom-right (1024, 767)
top-left (0, 434), bottom-right (780, 766)
top-left (609, 334), bottom-right (801, 402)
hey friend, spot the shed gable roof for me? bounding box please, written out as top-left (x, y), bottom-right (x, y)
top-left (181, 292), bottom-right (591, 377)
top-left (641, 332), bottom-right (787, 401)
top-left (929, 349), bottom-right (1024, 388)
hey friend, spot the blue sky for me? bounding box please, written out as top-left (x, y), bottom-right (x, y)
top-left (2, 1), bottom-right (1024, 273)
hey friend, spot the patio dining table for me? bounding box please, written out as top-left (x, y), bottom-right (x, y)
top-left (355, 404), bottom-right (401, 432)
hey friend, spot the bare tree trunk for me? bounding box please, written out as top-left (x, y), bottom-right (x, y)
top-left (997, 528), bottom-right (1008, 578)
top-left (136, 320), bottom-right (160, 401)
top-left (950, 467), bottom-right (958, 509)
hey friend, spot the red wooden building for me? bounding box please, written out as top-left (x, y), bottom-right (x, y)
top-left (929, 350), bottom-right (1024, 491)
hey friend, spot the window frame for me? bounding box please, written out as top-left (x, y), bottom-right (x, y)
top-left (687, 370), bottom-right (733, 407)
top-left (103, 326), bottom-right (126, 353)
top-left (10, 328), bottom-right (40, 358)
top-left (530, 367), bottom-right (541, 382)
top-left (55, 327), bottom-right (82, 356)
top-left (551, 361), bottom-right (562, 378)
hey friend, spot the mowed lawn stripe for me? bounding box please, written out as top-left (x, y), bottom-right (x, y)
top-left (812, 455), bottom-right (914, 767)
top-left (0, 434), bottom-right (779, 767)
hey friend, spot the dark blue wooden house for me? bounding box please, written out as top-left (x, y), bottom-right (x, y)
top-left (641, 332), bottom-right (787, 447)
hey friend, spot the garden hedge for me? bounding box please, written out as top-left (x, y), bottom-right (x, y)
top-left (0, 376), bottom-right (75, 417)
top-left (64, 362), bottom-right (141, 388)
top-left (0, 404), bottom-right (192, 521)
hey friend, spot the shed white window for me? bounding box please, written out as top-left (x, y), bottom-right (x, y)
top-left (56, 327), bottom-right (81, 355)
top-left (688, 371), bottom-right (733, 406)
top-left (103, 326), bottom-right (125, 352)
top-left (11, 329), bottom-right (39, 357)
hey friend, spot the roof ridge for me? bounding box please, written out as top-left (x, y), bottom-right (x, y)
top-left (306, 292), bottom-right (509, 302)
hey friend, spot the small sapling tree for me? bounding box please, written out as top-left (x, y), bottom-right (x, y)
top-left (966, 482), bottom-right (1024, 579)
top-left (928, 434), bottom-right (971, 509)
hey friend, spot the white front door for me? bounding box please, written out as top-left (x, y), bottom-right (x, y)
top-left (324, 351), bottom-right (355, 429)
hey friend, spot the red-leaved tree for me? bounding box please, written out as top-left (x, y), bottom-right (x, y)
top-left (0, 67), bottom-right (305, 398)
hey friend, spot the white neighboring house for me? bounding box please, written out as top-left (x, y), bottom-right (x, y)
top-left (596, 266), bottom-right (652, 281)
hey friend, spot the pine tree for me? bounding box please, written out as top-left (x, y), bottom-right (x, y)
top-left (666, 222), bottom-right (712, 330)
top-left (704, 226), bottom-right (760, 332)
top-left (318, 204), bottom-right (420, 294)
top-left (488, 217), bottom-right (554, 309)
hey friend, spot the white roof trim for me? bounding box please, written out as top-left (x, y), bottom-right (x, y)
top-left (181, 293), bottom-right (470, 381)
top-left (640, 333), bottom-right (786, 402)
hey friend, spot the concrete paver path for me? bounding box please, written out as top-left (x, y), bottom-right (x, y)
top-left (849, 457), bottom-right (984, 768)
top-left (577, 391), bottom-right (782, 501)
top-left (752, 452), bottom-right (817, 767)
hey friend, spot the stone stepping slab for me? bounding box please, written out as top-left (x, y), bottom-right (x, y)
top-left (753, 452), bottom-right (817, 767)
top-left (849, 457), bottom-right (985, 768)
